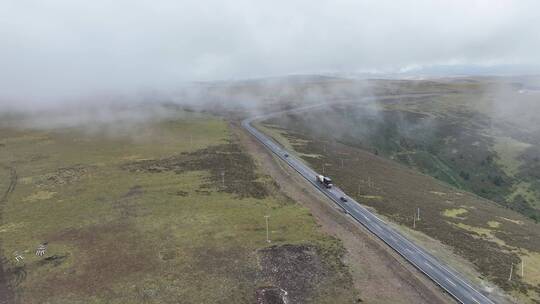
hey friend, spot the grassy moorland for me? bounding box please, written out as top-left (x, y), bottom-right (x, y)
top-left (259, 77), bottom-right (540, 303)
top-left (261, 78), bottom-right (540, 219)
top-left (0, 110), bottom-right (355, 304)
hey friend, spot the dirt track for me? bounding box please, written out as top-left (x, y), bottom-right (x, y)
top-left (0, 167), bottom-right (16, 204)
top-left (233, 122), bottom-right (454, 304)
top-left (0, 166), bottom-right (16, 304)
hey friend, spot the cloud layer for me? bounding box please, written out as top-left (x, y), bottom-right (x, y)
top-left (1, 0), bottom-right (539, 105)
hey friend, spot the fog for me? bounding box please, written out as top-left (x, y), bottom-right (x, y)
top-left (1, 0), bottom-right (539, 109)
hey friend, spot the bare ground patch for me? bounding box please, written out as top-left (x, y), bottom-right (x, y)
top-left (256, 286), bottom-right (288, 304)
top-left (257, 243), bottom-right (351, 304)
top-left (258, 244), bottom-right (324, 303)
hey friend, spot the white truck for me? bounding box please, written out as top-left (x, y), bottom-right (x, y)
top-left (316, 174), bottom-right (333, 188)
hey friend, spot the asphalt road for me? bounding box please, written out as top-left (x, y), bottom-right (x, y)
top-left (242, 97), bottom-right (497, 304)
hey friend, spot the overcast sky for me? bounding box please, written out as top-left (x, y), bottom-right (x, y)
top-left (1, 0), bottom-right (539, 105)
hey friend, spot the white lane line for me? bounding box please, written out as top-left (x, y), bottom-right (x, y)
top-left (445, 278), bottom-right (457, 287)
top-left (471, 296), bottom-right (480, 304)
top-left (371, 214), bottom-right (386, 224)
top-left (388, 234), bottom-right (397, 242)
top-left (423, 257), bottom-right (495, 304)
top-left (423, 261), bottom-right (434, 269)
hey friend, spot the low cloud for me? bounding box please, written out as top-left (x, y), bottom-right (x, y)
top-left (1, 0), bottom-right (539, 108)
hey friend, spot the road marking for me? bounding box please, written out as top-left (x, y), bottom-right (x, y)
top-left (423, 261), bottom-right (434, 269)
top-left (445, 278), bottom-right (457, 287)
top-left (471, 296), bottom-right (480, 304)
top-left (422, 257), bottom-right (495, 303)
top-left (417, 252), bottom-right (496, 304)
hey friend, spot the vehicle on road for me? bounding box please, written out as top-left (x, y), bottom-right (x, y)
top-left (340, 196), bottom-right (348, 202)
top-left (284, 153), bottom-right (289, 157)
top-left (316, 174), bottom-right (333, 188)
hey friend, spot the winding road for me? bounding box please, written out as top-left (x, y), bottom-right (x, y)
top-left (242, 96), bottom-right (497, 304)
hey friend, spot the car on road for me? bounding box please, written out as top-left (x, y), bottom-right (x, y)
top-left (340, 196), bottom-right (348, 202)
top-left (284, 153), bottom-right (289, 157)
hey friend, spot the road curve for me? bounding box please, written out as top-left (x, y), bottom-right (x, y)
top-left (242, 96), bottom-right (496, 304)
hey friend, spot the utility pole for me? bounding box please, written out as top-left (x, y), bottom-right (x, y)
top-left (221, 170), bottom-right (225, 188)
top-left (508, 263), bottom-right (513, 281)
top-left (417, 208), bottom-right (421, 221)
top-left (264, 215), bottom-right (271, 243)
top-left (322, 163), bottom-right (331, 175)
top-left (413, 214), bottom-right (416, 229)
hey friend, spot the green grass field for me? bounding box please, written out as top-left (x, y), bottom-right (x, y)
top-left (0, 112), bottom-right (355, 303)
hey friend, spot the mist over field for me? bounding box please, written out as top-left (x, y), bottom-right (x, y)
top-left (1, 0), bottom-right (539, 153)
top-left (1, 0), bottom-right (540, 111)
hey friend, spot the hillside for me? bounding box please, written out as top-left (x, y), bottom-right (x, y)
top-left (258, 76), bottom-right (540, 303)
